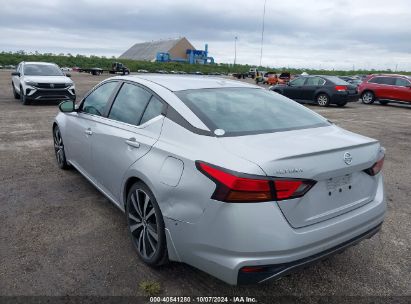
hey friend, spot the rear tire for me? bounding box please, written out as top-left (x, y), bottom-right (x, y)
top-left (53, 126), bottom-right (70, 170)
top-left (12, 83), bottom-right (20, 99)
top-left (126, 182), bottom-right (168, 267)
top-left (20, 87), bottom-right (30, 105)
top-left (361, 91), bottom-right (375, 104)
top-left (316, 93), bottom-right (330, 107)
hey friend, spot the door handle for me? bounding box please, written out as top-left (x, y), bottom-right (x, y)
top-left (126, 138), bottom-right (140, 148)
top-left (84, 129), bottom-right (93, 136)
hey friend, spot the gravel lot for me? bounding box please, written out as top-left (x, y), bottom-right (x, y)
top-left (0, 70), bottom-right (410, 298)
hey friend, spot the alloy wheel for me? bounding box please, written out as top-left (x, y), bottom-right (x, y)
top-left (128, 189), bottom-right (159, 259)
top-left (362, 92), bottom-right (374, 104)
top-left (317, 94), bottom-right (329, 106)
top-left (53, 127), bottom-right (65, 167)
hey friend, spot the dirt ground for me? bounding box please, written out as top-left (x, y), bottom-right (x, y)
top-left (0, 70), bottom-right (410, 298)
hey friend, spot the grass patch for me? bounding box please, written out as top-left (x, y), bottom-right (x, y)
top-left (139, 280), bottom-right (161, 296)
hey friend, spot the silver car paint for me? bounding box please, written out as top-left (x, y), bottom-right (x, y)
top-left (54, 75), bottom-right (386, 285)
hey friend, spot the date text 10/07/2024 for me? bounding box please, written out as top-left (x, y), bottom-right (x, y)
top-left (149, 296), bottom-right (258, 303)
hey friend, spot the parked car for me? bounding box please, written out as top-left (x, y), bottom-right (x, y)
top-left (260, 71), bottom-right (277, 85)
top-left (358, 74), bottom-right (411, 105)
top-left (61, 67), bottom-right (72, 72)
top-left (137, 69), bottom-right (149, 73)
top-left (11, 62), bottom-right (75, 105)
top-left (53, 75), bottom-right (385, 285)
top-left (339, 76), bottom-right (363, 88)
top-left (270, 75), bottom-right (358, 107)
top-left (255, 71), bottom-right (267, 83)
top-left (277, 71), bottom-right (291, 84)
top-left (248, 67), bottom-right (257, 78)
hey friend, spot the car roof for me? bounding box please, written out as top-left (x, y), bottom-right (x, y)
top-left (116, 74), bottom-right (258, 92)
top-left (369, 74), bottom-right (409, 78)
top-left (22, 61), bottom-right (57, 66)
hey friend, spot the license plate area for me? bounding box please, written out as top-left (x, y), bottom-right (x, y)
top-left (326, 174), bottom-right (352, 194)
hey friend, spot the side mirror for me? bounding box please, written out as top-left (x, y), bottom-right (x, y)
top-left (65, 73), bottom-right (71, 78)
top-left (59, 100), bottom-right (75, 113)
top-left (11, 71), bottom-right (20, 76)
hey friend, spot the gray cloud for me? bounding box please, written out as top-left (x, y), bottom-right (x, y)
top-left (0, 0), bottom-right (410, 70)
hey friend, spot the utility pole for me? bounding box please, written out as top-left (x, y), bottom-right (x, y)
top-left (234, 36), bottom-right (238, 66)
top-left (259, 0), bottom-right (267, 67)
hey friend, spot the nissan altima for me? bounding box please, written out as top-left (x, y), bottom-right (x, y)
top-left (53, 75), bottom-right (386, 285)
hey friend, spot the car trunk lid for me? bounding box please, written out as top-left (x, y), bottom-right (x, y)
top-left (218, 125), bottom-right (381, 228)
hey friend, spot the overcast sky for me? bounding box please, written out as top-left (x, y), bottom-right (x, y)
top-left (1, 0), bottom-right (410, 70)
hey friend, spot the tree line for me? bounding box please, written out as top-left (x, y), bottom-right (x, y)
top-left (0, 51), bottom-right (409, 76)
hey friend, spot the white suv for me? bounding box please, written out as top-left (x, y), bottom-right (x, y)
top-left (11, 62), bottom-right (76, 105)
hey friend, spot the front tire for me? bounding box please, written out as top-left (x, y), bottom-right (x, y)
top-left (12, 83), bottom-right (20, 99)
top-left (20, 86), bottom-right (30, 105)
top-left (316, 93), bottom-right (330, 107)
top-left (53, 126), bottom-right (70, 170)
top-left (126, 182), bottom-right (168, 267)
top-left (361, 91), bottom-right (375, 104)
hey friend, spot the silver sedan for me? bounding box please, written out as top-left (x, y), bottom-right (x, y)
top-left (53, 75), bottom-right (386, 285)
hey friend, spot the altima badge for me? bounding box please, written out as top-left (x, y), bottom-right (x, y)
top-left (276, 168), bottom-right (303, 174)
top-left (344, 152), bottom-right (353, 165)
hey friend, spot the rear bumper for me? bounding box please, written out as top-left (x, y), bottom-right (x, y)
top-left (165, 175), bottom-right (386, 285)
top-left (331, 93), bottom-right (359, 103)
top-left (237, 222), bottom-right (382, 284)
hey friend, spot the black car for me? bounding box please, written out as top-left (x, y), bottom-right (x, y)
top-left (270, 75), bottom-right (358, 107)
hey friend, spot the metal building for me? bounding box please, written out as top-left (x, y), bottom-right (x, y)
top-left (119, 37), bottom-right (195, 62)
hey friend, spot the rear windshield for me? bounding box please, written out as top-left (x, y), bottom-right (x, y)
top-left (175, 88), bottom-right (330, 136)
top-left (24, 64), bottom-right (63, 76)
top-left (324, 76), bottom-right (349, 85)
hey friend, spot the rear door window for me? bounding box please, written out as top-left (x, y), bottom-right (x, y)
top-left (305, 77), bottom-right (325, 86)
top-left (108, 83), bottom-right (152, 125)
top-left (395, 78), bottom-right (410, 87)
top-left (140, 96), bottom-right (164, 125)
top-left (82, 81), bottom-right (119, 116)
top-left (369, 77), bottom-right (395, 85)
top-left (290, 77), bottom-right (306, 86)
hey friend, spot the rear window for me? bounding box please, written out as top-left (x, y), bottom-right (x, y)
top-left (175, 88), bottom-right (330, 136)
top-left (323, 76), bottom-right (349, 85)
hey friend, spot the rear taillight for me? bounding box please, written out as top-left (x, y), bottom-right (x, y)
top-left (364, 154), bottom-right (385, 176)
top-left (335, 85), bottom-right (347, 91)
top-left (196, 161), bottom-right (316, 203)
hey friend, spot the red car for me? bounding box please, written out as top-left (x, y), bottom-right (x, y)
top-left (358, 74), bottom-right (411, 105)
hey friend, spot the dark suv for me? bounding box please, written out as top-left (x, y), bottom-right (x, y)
top-left (358, 74), bottom-right (411, 105)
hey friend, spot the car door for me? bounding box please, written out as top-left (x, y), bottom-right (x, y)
top-left (301, 76), bottom-right (325, 101)
top-left (64, 81), bottom-right (120, 179)
top-left (392, 77), bottom-right (411, 102)
top-left (282, 77), bottom-right (306, 100)
top-left (90, 82), bottom-right (165, 203)
top-left (369, 76), bottom-right (395, 99)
